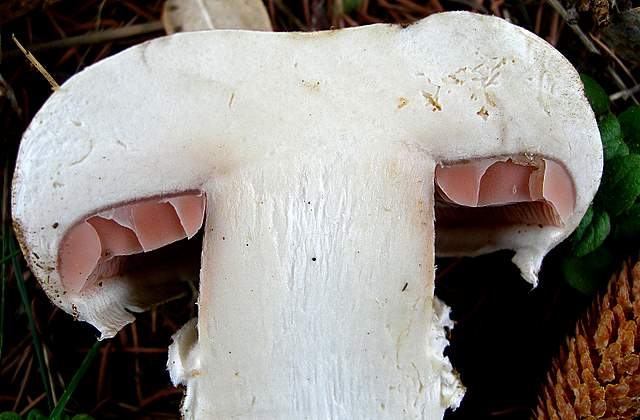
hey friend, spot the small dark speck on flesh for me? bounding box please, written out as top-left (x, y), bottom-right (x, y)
top-left (400, 21), bottom-right (417, 29)
top-left (52, 222), bottom-right (59, 228)
top-left (402, 282), bottom-right (408, 292)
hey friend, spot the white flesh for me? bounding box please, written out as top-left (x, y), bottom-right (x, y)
top-left (169, 150), bottom-right (464, 418)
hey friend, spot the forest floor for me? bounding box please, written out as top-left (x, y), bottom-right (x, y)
top-left (1, 0), bottom-right (638, 419)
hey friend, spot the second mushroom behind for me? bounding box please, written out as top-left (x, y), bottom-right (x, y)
top-left (11, 11), bottom-right (601, 419)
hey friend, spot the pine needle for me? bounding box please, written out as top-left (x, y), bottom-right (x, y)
top-left (0, 160), bottom-right (8, 361)
top-left (49, 340), bottom-right (101, 420)
top-left (0, 249), bottom-right (20, 266)
top-left (11, 34), bottom-right (59, 90)
top-left (10, 236), bottom-right (53, 410)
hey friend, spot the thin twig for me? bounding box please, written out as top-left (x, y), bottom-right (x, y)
top-left (46, 12), bottom-right (67, 39)
top-left (354, 9), bottom-right (384, 24)
top-left (609, 84), bottom-right (640, 101)
top-left (0, 336), bottom-right (30, 375)
top-left (43, 344), bottom-right (58, 405)
top-left (93, 42), bottom-right (113, 62)
top-left (139, 387), bottom-right (183, 408)
top-left (267, 0), bottom-right (276, 29)
top-left (397, 0), bottom-right (433, 14)
top-left (19, 393), bottom-right (46, 416)
top-left (120, 0), bottom-right (156, 22)
top-left (342, 13), bottom-right (360, 27)
top-left (10, 237), bottom-right (53, 410)
top-left (56, 48), bottom-right (79, 70)
top-left (490, 0), bottom-right (505, 17)
top-left (78, 346), bottom-right (170, 354)
top-left (544, 0), bottom-right (639, 105)
top-left (606, 67), bottom-right (639, 105)
top-left (590, 35), bottom-right (633, 74)
top-left (303, 0), bottom-right (311, 28)
top-left (544, 0), bottom-right (599, 54)
top-left (4, 21), bottom-right (164, 60)
top-left (55, 370), bottom-right (65, 395)
top-left (0, 249), bottom-right (20, 266)
top-left (131, 323), bottom-right (143, 405)
top-left (50, 340), bottom-right (102, 420)
top-left (125, 347), bottom-right (168, 353)
top-left (12, 355), bottom-right (33, 412)
top-left (91, 397), bottom-right (111, 415)
top-left (11, 35), bottom-right (59, 90)
top-left (95, 0), bottom-right (107, 30)
top-left (273, 0), bottom-right (306, 30)
top-left (535, 1), bottom-right (544, 34)
top-left (333, 0), bottom-right (343, 27)
top-left (151, 306), bottom-right (157, 335)
top-left (429, 0), bottom-right (445, 13)
top-left (0, 161), bottom-right (9, 362)
top-left (547, 11), bottom-right (560, 45)
top-left (10, 346), bottom-right (31, 383)
top-left (590, 34), bottom-right (639, 88)
top-left (96, 341), bottom-right (112, 402)
top-left (445, 0), bottom-right (488, 13)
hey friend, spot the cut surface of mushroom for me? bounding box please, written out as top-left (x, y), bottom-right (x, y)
top-left (12, 11), bottom-right (602, 420)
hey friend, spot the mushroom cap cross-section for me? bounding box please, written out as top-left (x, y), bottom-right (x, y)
top-left (12, 12), bottom-right (602, 419)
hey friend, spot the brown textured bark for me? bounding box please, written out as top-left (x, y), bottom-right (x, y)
top-left (535, 260), bottom-right (640, 419)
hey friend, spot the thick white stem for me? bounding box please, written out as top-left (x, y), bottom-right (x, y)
top-left (170, 148), bottom-right (463, 418)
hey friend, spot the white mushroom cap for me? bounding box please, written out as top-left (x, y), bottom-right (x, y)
top-left (12, 11), bottom-right (601, 337)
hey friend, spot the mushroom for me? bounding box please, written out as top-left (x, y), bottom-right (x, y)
top-left (12, 11), bottom-right (601, 419)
